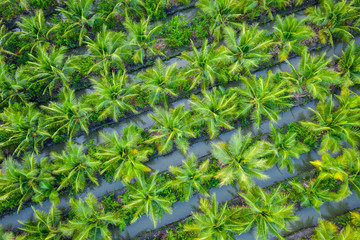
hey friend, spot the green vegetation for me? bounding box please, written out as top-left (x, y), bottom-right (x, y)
top-left (0, 0), bottom-right (359, 239)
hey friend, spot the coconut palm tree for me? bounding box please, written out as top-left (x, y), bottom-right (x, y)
top-left (239, 186), bottom-right (298, 240)
top-left (289, 179), bottom-right (335, 213)
top-left (190, 87), bottom-right (238, 139)
top-left (256, 0), bottom-right (288, 20)
top-left (223, 24), bottom-right (273, 75)
top-left (124, 172), bottom-right (172, 227)
top-left (27, 44), bottom-right (76, 95)
top-left (268, 124), bottom-right (310, 173)
top-left (16, 10), bottom-right (49, 52)
top-left (310, 149), bottom-right (360, 199)
top-left (88, 71), bottom-right (139, 122)
top-left (56, 0), bottom-right (101, 46)
top-left (301, 95), bottom-right (360, 154)
top-left (273, 14), bottom-right (315, 61)
top-left (306, 0), bottom-right (360, 46)
top-left (311, 218), bottom-right (355, 240)
top-left (85, 25), bottom-right (128, 75)
top-left (61, 193), bottom-right (121, 240)
top-left (196, 0), bottom-right (256, 41)
top-left (0, 104), bottom-right (51, 156)
top-left (139, 58), bottom-right (184, 108)
top-left (180, 39), bottom-right (228, 89)
top-left (19, 206), bottom-right (63, 240)
top-left (96, 124), bottom-right (151, 183)
top-left (336, 41), bottom-right (360, 87)
top-left (0, 225), bottom-right (14, 240)
top-left (124, 17), bottom-right (163, 64)
top-left (184, 193), bottom-right (245, 239)
top-left (0, 64), bottom-right (27, 107)
top-left (212, 128), bottom-right (271, 188)
top-left (42, 88), bottom-right (91, 140)
top-left (169, 154), bottom-right (212, 201)
top-left (148, 105), bottom-right (196, 155)
top-left (105, 0), bottom-right (145, 20)
top-left (283, 49), bottom-right (339, 101)
top-left (0, 153), bottom-right (57, 212)
top-left (51, 142), bottom-right (101, 193)
top-left (231, 70), bottom-right (293, 129)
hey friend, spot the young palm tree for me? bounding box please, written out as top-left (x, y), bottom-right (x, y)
top-left (268, 124), bottom-right (310, 173)
top-left (223, 24), bottom-right (273, 75)
top-left (190, 87), bottom-right (237, 139)
top-left (0, 153), bottom-right (56, 212)
top-left (289, 179), bottom-right (335, 213)
top-left (239, 186), bottom-right (298, 240)
top-left (301, 96), bottom-right (360, 154)
top-left (139, 58), bottom-right (184, 108)
top-left (184, 193), bottom-right (245, 239)
top-left (0, 104), bottom-right (51, 156)
top-left (124, 172), bottom-right (172, 227)
top-left (96, 124), bottom-right (151, 183)
top-left (283, 49), bottom-right (339, 101)
top-left (169, 154), bottom-right (212, 201)
top-left (105, 0), bottom-right (145, 20)
top-left (273, 14), bottom-right (315, 61)
top-left (148, 105), bottom-right (196, 155)
top-left (231, 70), bottom-right (293, 129)
top-left (124, 17), bottom-right (163, 64)
top-left (310, 218), bottom-right (355, 240)
top-left (27, 44), bottom-right (76, 95)
top-left (310, 149), bottom-right (360, 199)
top-left (0, 64), bottom-right (27, 107)
top-left (196, 0), bottom-right (256, 41)
top-left (19, 206), bottom-right (63, 240)
top-left (212, 128), bottom-right (270, 188)
top-left (16, 10), bottom-right (49, 52)
top-left (61, 193), bottom-right (121, 240)
top-left (0, 225), bottom-right (14, 240)
top-left (336, 41), bottom-right (360, 87)
top-left (88, 71), bottom-right (139, 122)
top-left (256, 0), bottom-right (288, 20)
top-left (306, 0), bottom-right (360, 46)
top-left (42, 88), bottom-right (91, 140)
top-left (85, 25), bottom-right (128, 74)
top-left (180, 39), bottom-right (228, 89)
top-left (56, 0), bottom-right (100, 46)
top-left (51, 142), bottom-right (101, 193)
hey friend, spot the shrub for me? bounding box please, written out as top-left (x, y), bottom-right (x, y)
top-left (162, 15), bottom-right (192, 48)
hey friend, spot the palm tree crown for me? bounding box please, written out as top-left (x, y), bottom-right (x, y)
top-left (51, 142), bottom-right (101, 193)
top-left (190, 87), bottom-right (238, 139)
top-left (61, 193), bottom-right (121, 240)
top-left (124, 172), bottom-right (172, 227)
top-left (185, 193), bottom-right (244, 239)
top-left (239, 186), bottom-right (298, 240)
top-left (212, 128), bottom-right (271, 188)
top-left (169, 153), bottom-right (212, 201)
top-left (223, 24), bottom-right (273, 75)
top-left (96, 124), bottom-right (151, 182)
top-left (148, 105), bottom-right (196, 155)
top-left (89, 71), bottom-right (139, 122)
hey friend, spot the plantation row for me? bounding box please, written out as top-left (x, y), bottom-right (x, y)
top-left (0, 0), bottom-right (360, 239)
